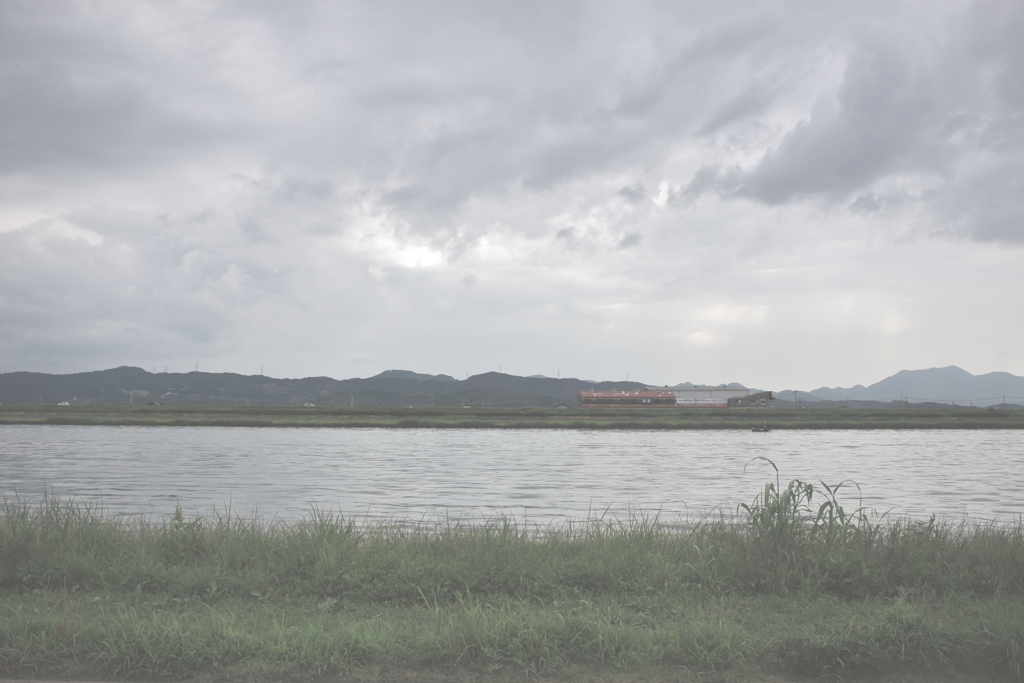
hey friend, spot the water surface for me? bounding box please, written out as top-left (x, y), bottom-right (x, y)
top-left (1, 425), bottom-right (1020, 524)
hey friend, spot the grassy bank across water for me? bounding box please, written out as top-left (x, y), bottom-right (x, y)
top-left (2, 403), bottom-right (1023, 429)
top-left (3, 470), bottom-right (1024, 682)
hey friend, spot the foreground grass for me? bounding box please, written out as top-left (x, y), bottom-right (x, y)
top-left (5, 587), bottom-right (1021, 682)
top-left (3, 474), bottom-right (1024, 681)
top-left (2, 403), bottom-right (1023, 429)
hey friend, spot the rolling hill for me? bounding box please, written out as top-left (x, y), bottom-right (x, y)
top-left (0, 367), bottom-right (646, 408)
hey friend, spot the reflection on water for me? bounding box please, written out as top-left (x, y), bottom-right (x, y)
top-left (1, 425), bottom-right (1021, 524)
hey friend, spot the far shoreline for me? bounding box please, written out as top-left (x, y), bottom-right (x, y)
top-left (1, 404), bottom-right (1022, 429)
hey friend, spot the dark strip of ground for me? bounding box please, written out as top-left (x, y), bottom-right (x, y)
top-left (1, 404), bottom-right (1023, 429)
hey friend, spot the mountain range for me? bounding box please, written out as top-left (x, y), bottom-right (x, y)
top-left (0, 367), bottom-right (646, 408)
top-left (2, 365), bottom-right (1021, 408)
top-left (776, 366), bottom-right (1024, 407)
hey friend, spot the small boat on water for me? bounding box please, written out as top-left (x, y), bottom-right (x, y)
top-left (751, 422), bottom-right (770, 432)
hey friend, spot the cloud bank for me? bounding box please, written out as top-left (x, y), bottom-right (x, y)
top-left (2, 0), bottom-right (1023, 388)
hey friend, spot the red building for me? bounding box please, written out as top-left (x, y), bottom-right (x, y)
top-left (577, 390), bottom-right (677, 407)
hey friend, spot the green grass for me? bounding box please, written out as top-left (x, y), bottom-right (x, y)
top-left (3, 468), bottom-right (1024, 681)
top-left (2, 402), bottom-right (1023, 428)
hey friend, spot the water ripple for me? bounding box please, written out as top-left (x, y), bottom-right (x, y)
top-left (0, 425), bottom-right (1021, 524)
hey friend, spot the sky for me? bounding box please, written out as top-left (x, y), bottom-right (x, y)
top-left (2, 0), bottom-right (1023, 391)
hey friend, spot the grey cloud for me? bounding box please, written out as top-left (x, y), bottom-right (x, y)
top-left (964, 0), bottom-right (1024, 111)
top-left (381, 182), bottom-right (470, 216)
top-left (275, 178), bottom-right (336, 202)
top-left (740, 41), bottom-right (942, 204)
top-left (294, 6), bottom-right (794, 221)
top-left (0, 205), bottom-right (387, 373)
top-left (239, 218), bottom-right (272, 243)
top-left (617, 184), bottom-right (647, 202)
top-left (3, 0), bottom-right (1024, 383)
top-left (522, 135), bottom-right (641, 192)
top-left (617, 232), bottom-right (642, 249)
top-left (0, 8), bottom-right (251, 177)
top-left (555, 227), bottom-right (577, 246)
top-left (848, 193), bottom-right (885, 214)
top-left (0, 222), bottom-right (218, 365)
top-left (676, 166), bottom-right (743, 204)
top-left (697, 80), bottom-right (777, 136)
top-left (930, 161), bottom-right (1024, 242)
top-left (553, 226), bottom-right (604, 255)
top-left (0, 61), bottom-right (152, 172)
top-left (613, 10), bottom-right (782, 120)
top-left (674, 3), bottom-right (1024, 242)
top-left (938, 0), bottom-right (1024, 241)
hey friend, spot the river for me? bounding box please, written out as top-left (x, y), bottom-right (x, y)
top-left (1, 425), bottom-right (1021, 524)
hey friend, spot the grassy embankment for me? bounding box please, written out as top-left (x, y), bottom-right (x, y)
top-left (3, 464), bottom-right (1024, 682)
top-left (2, 403), bottom-right (1023, 429)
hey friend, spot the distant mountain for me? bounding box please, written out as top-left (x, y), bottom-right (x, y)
top-left (0, 367), bottom-right (646, 408)
top-left (13, 365), bottom-right (1016, 409)
top-left (782, 366), bottom-right (1024, 407)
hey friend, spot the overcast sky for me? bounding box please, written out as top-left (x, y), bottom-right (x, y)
top-left (2, 0), bottom-right (1022, 390)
